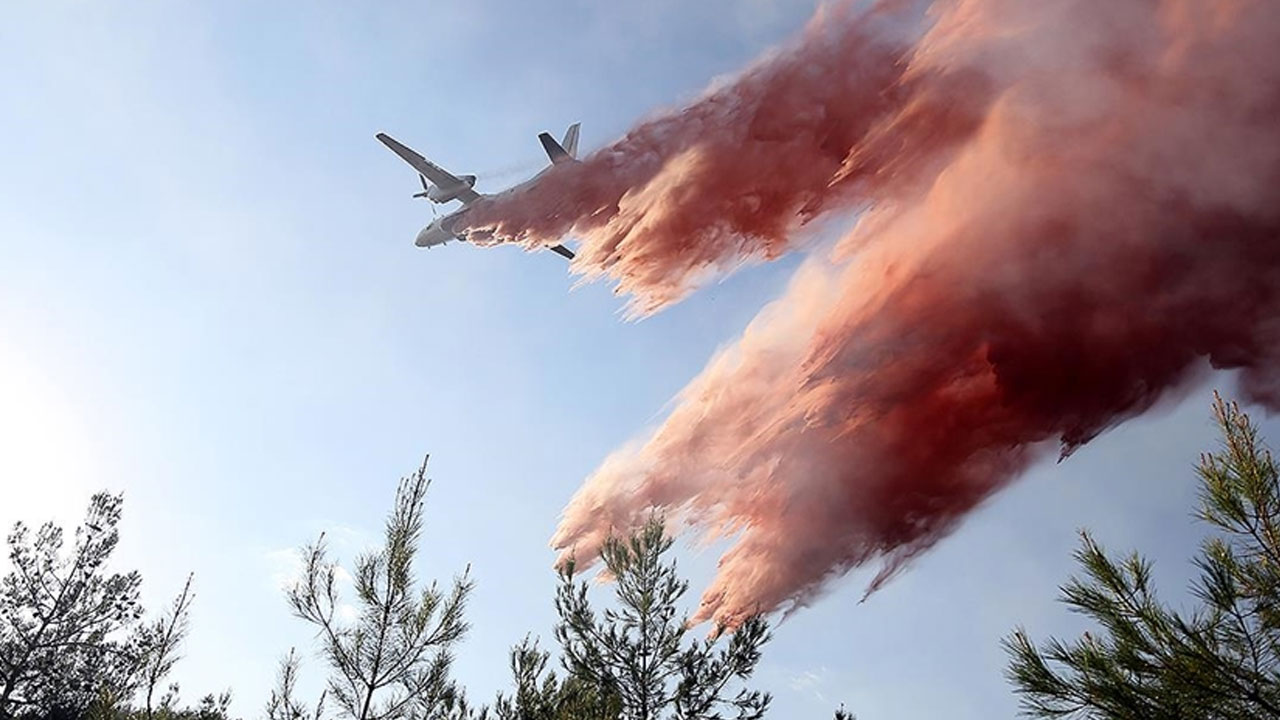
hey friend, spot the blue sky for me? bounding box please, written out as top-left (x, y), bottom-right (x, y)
top-left (1, 2), bottom-right (1275, 717)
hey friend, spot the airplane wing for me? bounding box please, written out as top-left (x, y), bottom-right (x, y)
top-left (376, 133), bottom-right (482, 204)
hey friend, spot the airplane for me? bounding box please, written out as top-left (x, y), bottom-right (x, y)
top-left (376, 123), bottom-right (582, 260)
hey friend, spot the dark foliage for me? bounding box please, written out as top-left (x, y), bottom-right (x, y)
top-left (1006, 395), bottom-right (1280, 718)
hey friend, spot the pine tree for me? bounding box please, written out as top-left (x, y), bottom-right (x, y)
top-left (265, 648), bottom-right (326, 720)
top-left (0, 493), bottom-right (210, 720)
top-left (281, 456), bottom-right (475, 720)
top-left (0, 492), bottom-right (146, 717)
top-left (1005, 394), bottom-right (1280, 718)
top-left (134, 574), bottom-right (196, 720)
top-left (552, 517), bottom-right (772, 720)
top-left (488, 637), bottom-right (620, 720)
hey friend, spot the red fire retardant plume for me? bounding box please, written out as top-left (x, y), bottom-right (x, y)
top-left (492, 0), bottom-right (1280, 627)
top-left (458, 1), bottom-right (957, 316)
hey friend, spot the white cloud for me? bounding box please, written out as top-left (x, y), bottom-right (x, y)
top-left (786, 666), bottom-right (832, 703)
top-left (263, 539), bottom-right (362, 628)
top-left (337, 603), bottom-right (360, 624)
top-left (264, 547), bottom-right (304, 592)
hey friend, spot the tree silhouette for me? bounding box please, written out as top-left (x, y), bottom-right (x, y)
top-left (1007, 395), bottom-right (1280, 718)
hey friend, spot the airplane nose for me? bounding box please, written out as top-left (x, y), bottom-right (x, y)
top-left (415, 226), bottom-right (432, 247)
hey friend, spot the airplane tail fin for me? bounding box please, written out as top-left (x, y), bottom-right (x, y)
top-left (539, 122), bottom-right (581, 165)
top-left (561, 123), bottom-right (580, 158)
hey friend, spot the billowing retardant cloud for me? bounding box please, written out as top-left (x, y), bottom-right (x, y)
top-left (468, 0), bottom-right (1280, 627)
top-left (459, 1), bottom-right (946, 315)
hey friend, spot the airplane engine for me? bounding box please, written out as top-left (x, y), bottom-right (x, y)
top-left (426, 186), bottom-right (455, 202)
top-left (425, 174), bottom-right (478, 203)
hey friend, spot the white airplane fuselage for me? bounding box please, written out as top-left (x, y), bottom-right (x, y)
top-left (413, 171), bottom-right (549, 248)
top-left (415, 207), bottom-right (468, 247)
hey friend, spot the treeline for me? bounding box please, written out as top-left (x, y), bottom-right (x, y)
top-left (1, 461), bottom-right (775, 720)
top-left (4, 395), bottom-right (1280, 719)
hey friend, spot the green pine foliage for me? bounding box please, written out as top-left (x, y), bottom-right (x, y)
top-left (0, 493), bottom-right (218, 720)
top-left (0, 492), bottom-right (144, 716)
top-left (3, 462), bottom-right (790, 719)
top-left (1005, 394), bottom-right (1280, 718)
top-left (488, 636), bottom-right (621, 720)
top-left (551, 517), bottom-right (772, 720)
top-left (278, 456), bottom-right (475, 720)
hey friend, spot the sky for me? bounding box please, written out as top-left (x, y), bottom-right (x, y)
top-left (1, 2), bottom-right (1276, 718)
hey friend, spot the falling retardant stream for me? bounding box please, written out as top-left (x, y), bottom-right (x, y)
top-left (458, 0), bottom-right (1280, 628)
